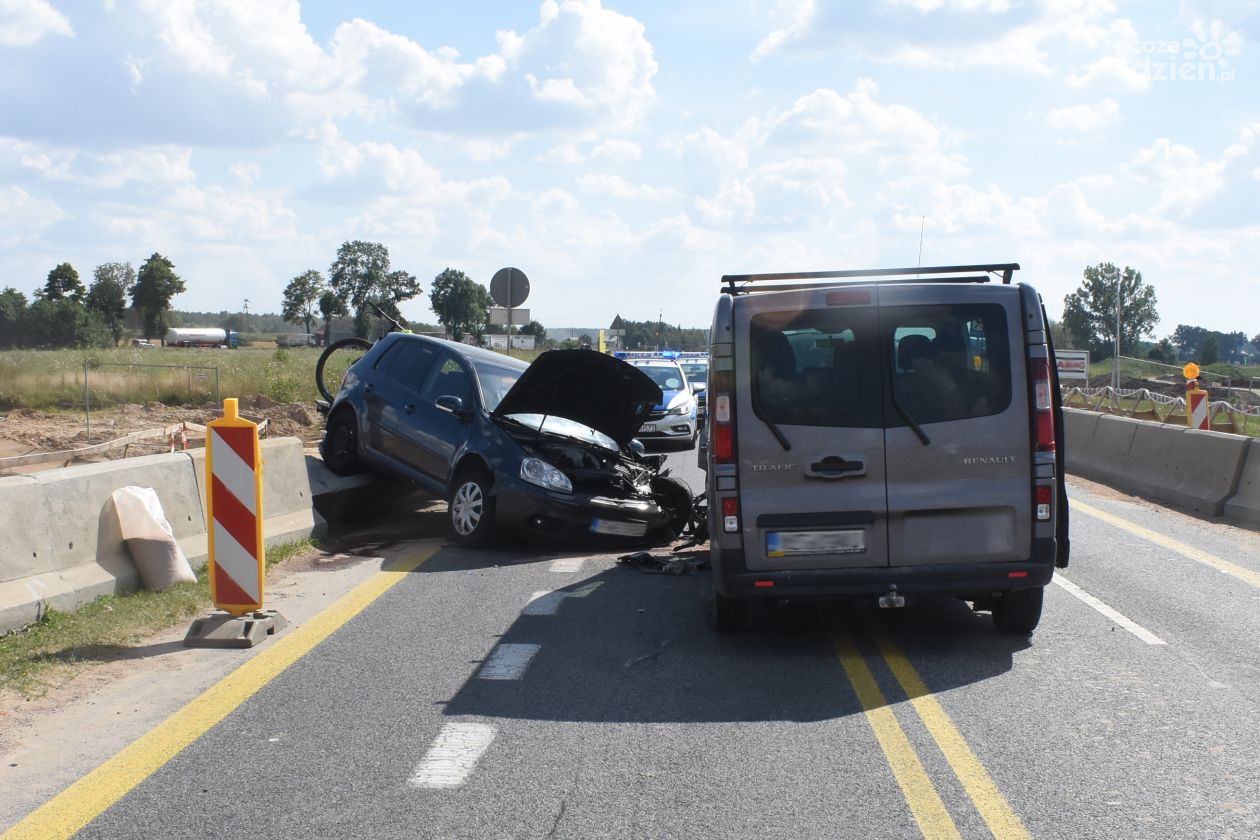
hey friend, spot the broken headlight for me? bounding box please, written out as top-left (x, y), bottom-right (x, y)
top-left (520, 456), bottom-right (573, 494)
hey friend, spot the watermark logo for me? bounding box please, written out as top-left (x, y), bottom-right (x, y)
top-left (1128, 19), bottom-right (1243, 83)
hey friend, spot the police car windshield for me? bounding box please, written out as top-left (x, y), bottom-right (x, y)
top-left (681, 363), bottom-right (707, 385)
top-left (636, 365), bottom-right (685, 391)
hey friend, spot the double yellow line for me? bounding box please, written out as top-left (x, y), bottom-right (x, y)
top-left (834, 621), bottom-right (1031, 840)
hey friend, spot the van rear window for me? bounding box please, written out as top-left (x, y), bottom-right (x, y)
top-left (749, 310), bottom-right (884, 428)
top-left (889, 304), bottom-right (1011, 424)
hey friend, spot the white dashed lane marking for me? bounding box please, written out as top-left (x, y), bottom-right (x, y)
top-left (523, 591), bottom-right (565, 615)
top-left (408, 723), bottom-right (498, 789)
top-left (477, 643), bottom-right (542, 680)
top-left (1053, 573), bottom-right (1167, 646)
top-left (549, 558), bottom-right (585, 573)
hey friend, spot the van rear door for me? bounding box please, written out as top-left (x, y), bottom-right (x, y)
top-left (880, 284), bottom-right (1032, 566)
top-left (733, 287), bottom-right (889, 572)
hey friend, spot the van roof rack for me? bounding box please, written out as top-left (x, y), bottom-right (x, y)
top-left (721, 263), bottom-right (1020, 295)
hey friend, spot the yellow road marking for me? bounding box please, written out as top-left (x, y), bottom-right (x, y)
top-left (3, 545), bottom-right (440, 840)
top-left (870, 625), bottom-right (1033, 840)
top-left (1073, 499), bottom-right (1260, 589)
top-left (834, 629), bottom-right (963, 840)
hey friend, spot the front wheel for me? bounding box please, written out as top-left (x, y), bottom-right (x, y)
top-left (321, 409), bottom-right (360, 476)
top-left (315, 337), bottom-right (372, 402)
top-left (993, 586), bottom-right (1044, 634)
top-left (449, 471), bottom-right (496, 547)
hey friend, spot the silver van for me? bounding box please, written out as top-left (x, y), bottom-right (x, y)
top-left (704, 263), bottom-right (1069, 634)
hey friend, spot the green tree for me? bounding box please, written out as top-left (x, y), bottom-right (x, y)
top-left (428, 268), bottom-right (492, 342)
top-left (131, 253), bottom-right (186, 340)
top-left (281, 269), bottom-right (325, 335)
top-left (24, 298), bottom-right (110, 348)
top-left (318, 289), bottom-right (348, 343)
top-left (87, 262), bottom-right (135, 346)
top-left (0, 287), bottom-right (28, 348)
top-left (520, 320), bottom-right (547, 341)
top-left (1200, 334), bottom-right (1219, 365)
top-left (1147, 338), bottom-right (1176, 364)
top-left (1061, 263), bottom-right (1159, 361)
top-left (39, 262), bottom-right (86, 303)
top-left (328, 241), bottom-right (420, 337)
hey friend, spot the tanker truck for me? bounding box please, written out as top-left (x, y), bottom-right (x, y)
top-left (163, 328), bottom-right (240, 348)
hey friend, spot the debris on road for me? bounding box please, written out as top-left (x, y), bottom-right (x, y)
top-left (617, 550), bottom-right (709, 575)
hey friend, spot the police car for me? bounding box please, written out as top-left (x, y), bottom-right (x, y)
top-left (677, 351), bottom-right (709, 419)
top-left (615, 352), bottom-right (700, 448)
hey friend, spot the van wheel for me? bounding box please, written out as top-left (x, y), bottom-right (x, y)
top-left (711, 590), bottom-right (750, 632)
top-left (449, 469), bottom-right (496, 547)
top-left (993, 586), bottom-right (1044, 634)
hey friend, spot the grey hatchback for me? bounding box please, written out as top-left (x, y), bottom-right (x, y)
top-left (704, 263), bottom-right (1069, 634)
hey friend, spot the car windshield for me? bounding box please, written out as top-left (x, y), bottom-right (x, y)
top-left (502, 413), bottom-right (619, 451)
top-left (472, 362), bottom-right (524, 412)
top-left (681, 363), bottom-right (707, 385)
top-left (635, 365), bottom-right (685, 391)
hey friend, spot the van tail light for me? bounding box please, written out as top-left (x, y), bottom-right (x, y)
top-left (1035, 485), bottom-right (1052, 521)
top-left (1030, 356), bottom-right (1056, 453)
top-left (710, 368), bottom-right (736, 465)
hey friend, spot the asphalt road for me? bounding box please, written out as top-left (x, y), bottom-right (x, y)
top-left (16, 448), bottom-right (1260, 839)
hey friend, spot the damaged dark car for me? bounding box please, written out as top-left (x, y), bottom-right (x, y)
top-left (320, 334), bottom-right (693, 546)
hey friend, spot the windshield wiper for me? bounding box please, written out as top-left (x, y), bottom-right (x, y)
top-left (750, 384), bottom-right (791, 451)
top-left (890, 390), bottom-right (930, 446)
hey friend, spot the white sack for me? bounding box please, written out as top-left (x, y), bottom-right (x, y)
top-left (110, 485), bottom-right (196, 591)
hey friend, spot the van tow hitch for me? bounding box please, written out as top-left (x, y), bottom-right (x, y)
top-left (878, 585), bottom-right (905, 609)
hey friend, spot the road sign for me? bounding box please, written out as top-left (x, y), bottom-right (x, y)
top-left (1056, 349), bottom-right (1089, 381)
top-left (490, 267), bottom-right (530, 308)
top-left (489, 307), bottom-right (529, 326)
top-left (206, 398), bottom-right (264, 615)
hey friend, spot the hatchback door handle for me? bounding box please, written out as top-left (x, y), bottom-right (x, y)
top-left (806, 456), bottom-right (865, 479)
top-left (404, 403), bottom-right (416, 414)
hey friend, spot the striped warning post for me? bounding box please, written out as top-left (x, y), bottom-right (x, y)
top-left (206, 398), bottom-right (265, 615)
top-left (1187, 387), bottom-right (1209, 430)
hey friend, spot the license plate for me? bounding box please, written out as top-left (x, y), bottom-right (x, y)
top-left (639, 423), bottom-right (656, 433)
top-left (591, 518), bottom-right (647, 537)
top-left (767, 529), bottom-right (865, 557)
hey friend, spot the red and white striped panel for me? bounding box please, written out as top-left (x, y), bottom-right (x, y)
top-left (1188, 391), bottom-right (1209, 431)
top-left (210, 425), bottom-right (261, 609)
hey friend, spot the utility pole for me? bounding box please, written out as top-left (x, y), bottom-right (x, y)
top-left (1112, 267), bottom-right (1122, 391)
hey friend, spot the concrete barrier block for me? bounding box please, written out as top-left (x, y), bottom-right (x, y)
top-left (0, 475), bottom-right (55, 584)
top-left (1062, 409), bottom-right (1100, 476)
top-left (1124, 422), bottom-right (1191, 509)
top-left (1168, 429), bottom-right (1249, 517)
top-left (1073, 415), bottom-right (1141, 488)
top-left (1224, 440), bottom-right (1260, 528)
top-left (35, 453), bottom-right (206, 576)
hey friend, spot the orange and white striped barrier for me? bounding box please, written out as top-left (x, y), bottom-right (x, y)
top-left (207, 398), bottom-right (265, 615)
top-left (186, 399), bottom-right (286, 648)
top-left (1184, 363), bottom-right (1209, 431)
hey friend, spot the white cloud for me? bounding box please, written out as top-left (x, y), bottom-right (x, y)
top-left (765, 81), bottom-right (945, 153)
top-left (1043, 97), bottom-right (1121, 132)
top-left (0, 0), bottom-right (73, 47)
top-left (1127, 138), bottom-right (1225, 217)
top-left (577, 173), bottom-right (679, 200)
top-left (591, 139), bottom-right (642, 162)
top-left (0, 185), bottom-right (66, 246)
top-left (888, 0), bottom-right (1011, 11)
top-left (751, 0), bottom-right (816, 62)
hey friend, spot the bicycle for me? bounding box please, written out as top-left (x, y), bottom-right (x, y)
top-left (314, 301), bottom-right (410, 404)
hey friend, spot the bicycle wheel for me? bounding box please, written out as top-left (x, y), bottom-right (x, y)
top-left (315, 337), bottom-right (372, 402)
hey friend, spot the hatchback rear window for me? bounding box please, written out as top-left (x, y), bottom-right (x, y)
top-left (888, 304), bottom-right (1011, 425)
top-left (749, 309), bottom-right (884, 428)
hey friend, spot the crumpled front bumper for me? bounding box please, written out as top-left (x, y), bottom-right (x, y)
top-left (493, 474), bottom-right (672, 538)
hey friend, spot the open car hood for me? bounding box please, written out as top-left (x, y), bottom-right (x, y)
top-left (492, 350), bottom-right (663, 448)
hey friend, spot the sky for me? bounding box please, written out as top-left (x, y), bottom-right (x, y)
top-left (1, 0), bottom-right (1257, 338)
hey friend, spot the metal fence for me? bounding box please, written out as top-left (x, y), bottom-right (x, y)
top-left (83, 361), bottom-right (220, 443)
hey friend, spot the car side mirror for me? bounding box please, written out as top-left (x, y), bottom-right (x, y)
top-left (436, 395), bottom-right (470, 419)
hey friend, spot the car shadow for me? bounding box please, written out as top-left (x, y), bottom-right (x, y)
top-left (440, 561), bottom-right (1029, 725)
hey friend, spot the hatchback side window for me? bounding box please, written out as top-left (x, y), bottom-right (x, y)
top-left (420, 354), bottom-right (476, 407)
top-left (381, 342), bottom-right (439, 389)
top-left (888, 304), bottom-right (1011, 424)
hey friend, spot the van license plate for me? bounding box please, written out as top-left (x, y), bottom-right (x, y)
top-left (591, 518), bottom-right (647, 537)
top-left (767, 529), bottom-right (865, 557)
top-left (639, 423), bottom-right (656, 433)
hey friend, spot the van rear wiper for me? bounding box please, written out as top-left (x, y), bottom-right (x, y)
top-left (891, 392), bottom-right (930, 446)
top-left (750, 385), bottom-right (792, 451)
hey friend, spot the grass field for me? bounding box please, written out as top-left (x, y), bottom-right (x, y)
top-left (0, 343), bottom-right (545, 412)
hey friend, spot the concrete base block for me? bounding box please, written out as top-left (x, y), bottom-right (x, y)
top-left (1224, 439), bottom-right (1260, 528)
top-left (184, 609), bottom-right (288, 649)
